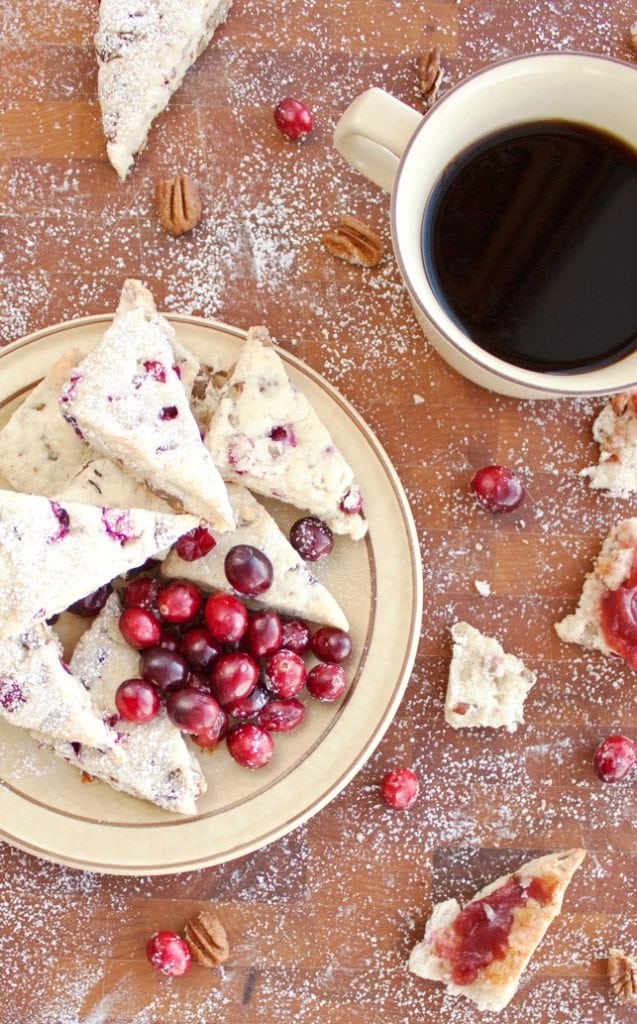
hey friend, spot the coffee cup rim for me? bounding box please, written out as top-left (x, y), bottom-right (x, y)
top-left (390, 50), bottom-right (637, 397)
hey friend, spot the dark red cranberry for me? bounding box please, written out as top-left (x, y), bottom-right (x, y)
top-left (227, 724), bottom-right (274, 768)
top-left (273, 97), bottom-right (314, 140)
top-left (119, 607), bottom-right (161, 650)
top-left (175, 525), bottom-right (216, 561)
top-left (245, 610), bottom-right (282, 659)
top-left (306, 663), bottom-right (348, 702)
top-left (380, 768), bottom-right (419, 809)
top-left (225, 686), bottom-right (270, 720)
top-left (204, 593), bottom-right (248, 644)
top-left (156, 629), bottom-right (181, 652)
top-left (593, 735), bottom-right (637, 783)
top-left (143, 360), bottom-right (166, 382)
top-left (140, 647), bottom-right (189, 693)
top-left (192, 708), bottom-right (229, 749)
top-left (210, 652), bottom-right (259, 706)
top-left (146, 931), bottom-right (191, 977)
top-left (166, 687), bottom-right (220, 734)
top-left (160, 405), bottom-right (179, 420)
top-left (224, 545), bottom-right (273, 596)
top-left (289, 517), bottom-right (333, 561)
top-left (471, 465), bottom-right (525, 513)
top-left (180, 627), bottom-right (221, 673)
top-left (115, 678), bottom-right (161, 723)
top-left (280, 619), bottom-right (311, 655)
top-left (264, 649), bottom-right (306, 699)
top-left (157, 581), bottom-right (202, 624)
top-left (123, 576), bottom-right (161, 611)
top-left (257, 698), bottom-right (306, 732)
top-left (340, 486), bottom-right (363, 516)
top-left (69, 583), bottom-right (112, 618)
top-left (310, 626), bottom-right (352, 663)
top-left (269, 425), bottom-right (297, 446)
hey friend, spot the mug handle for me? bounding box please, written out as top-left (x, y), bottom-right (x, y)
top-left (333, 88), bottom-right (423, 193)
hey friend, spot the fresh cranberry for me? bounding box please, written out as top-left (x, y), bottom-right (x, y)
top-left (69, 583), bottom-right (112, 618)
top-left (227, 724), bottom-right (274, 768)
top-left (380, 768), bottom-right (419, 809)
top-left (146, 931), bottom-right (191, 977)
top-left (245, 610), bottom-right (282, 659)
top-left (306, 663), bottom-right (348, 702)
top-left (264, 649), bottom-right (306, 699)
top-left (593, 735), bottom-right (637, 783)
top-left (115, 678), bottom-right (161, 724)
top-left (140, 647), bottom-right (189, 693)
top-left (257, 698), bottom-right (306, 732)
top-left (211, 652), bottom-right (259, 706)
top-left (123, 576), bottom-right (161, 612)
top-left (156, 629), bottom-right (181, 652)
top-left (157, 581), bottom-right (202, 624)
top-left (273, 97), bottom-right (314, 140)
top-left (289, 517), bottom-right (333, 561)
top-left (340, 486), bottom-right (363, 516)
top-left (175, 526), bottom-right (216, 562)
top-left (280, 618), bottom-right (311, 655)
top-left (204, 593), bottom-right (248, 644)
top-left (180, 627), bottom-right (222, 672)
top-left (471, 465), bottom-right (525, 513)
top-left (166, 687), bottom-right (220, 734)
top-left (192, 708), bottom-right (229, 749)
top-left (225, 686), bottom-right (270, 720)
top-left (225, 545), bottom-right (273, 596)
top-left (119, 607), bottom-right (161, 650)
top-left (310, 627), bottom-right (352, 663)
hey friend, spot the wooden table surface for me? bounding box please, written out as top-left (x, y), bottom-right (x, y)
top-left (1, 1), bottom-right (637, 1022)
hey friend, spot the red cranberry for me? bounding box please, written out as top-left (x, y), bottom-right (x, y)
top-left (225, 545), bottom-right (273, 596)
top-left (180, 627), bottom-right (222, 672)
top-left (264, 649), bottom-right (306, 699)
top-left (69, 583), bottom-right (112, 617)
top-left (157, 581), bottom-right (202, 624)
top-left (257, 698), bottom-right (306, 732)
top-left (340, 486), bottom-right (363, 516)
top-left (146, 931), bottom-right (191, 977)
top-left (269, 425), bottom-right (297, 446)
top-left (166, 687), bottom-right (220, 734)
top-left (211, 652), bottom-right (258, 706)
top-left (123, 576), bottom-right (161, 612)
top-left (140, 647), bottom-right (189, 693)
top-left (156, 628), bottom-right (181, 652)
top-left (306, 663), bottom-right (348, 702)
top-left (245, 610), bottom-right (282, 659)
top-left (175, 525), bottom-right (216, 561)
top-left (119, 607), bottom-right (161, 650)
top-left (115, 678), bottom-right (161, 723)
top-left (273, 97), bottom-right (314, 140)
top-left (225, 686), bottom-right (270, 720)
top-left (280, 619), bottom-right (311, 655)
top-left (471, 465), bottom-right (525, 513)
top-left (227, 724), bottom-right (274, 768)
top-left (192, 708), bottom-right (229, 748)
top-left (310, 626), bottom-right (352, 663)
top-left (593, 734), bottom-right (637, 783)
top-left (204, 593), bottom-right (248, 644)
top-left (380, 768), bottom-right (419, 809)
top-left (289, 517), bottom-right (333, 561)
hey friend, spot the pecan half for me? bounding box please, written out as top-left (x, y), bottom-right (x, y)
top-left (418, 44), bottom-right (444, 107)
top-left (608, 948), bottom-right (637, 1002)
top-left (322, 214), bottom-right (384, 268)
top-left (155, 173), bottom-right (203, 236)
top-left (184, 910), bottom-right (230, 968)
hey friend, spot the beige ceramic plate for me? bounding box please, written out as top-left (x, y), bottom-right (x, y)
top-left (0, 315), bottom-right (422, 875)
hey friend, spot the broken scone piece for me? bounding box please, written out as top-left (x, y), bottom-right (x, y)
top-left (582, 391), bottom-right (637, 496)
top-left (409, 848), bottom-right (586, 1013)
top-left (445, 622), bottom-right (536, 732)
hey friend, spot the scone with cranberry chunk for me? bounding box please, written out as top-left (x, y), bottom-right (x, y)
top-left (582, 391), bottom-right (637, 496)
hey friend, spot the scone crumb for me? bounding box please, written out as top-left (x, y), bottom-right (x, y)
top-left (474, 579), bottom-right (491, 596)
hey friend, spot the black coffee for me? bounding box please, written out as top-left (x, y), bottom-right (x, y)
top-left (422, 120), bottom-right (637, 374)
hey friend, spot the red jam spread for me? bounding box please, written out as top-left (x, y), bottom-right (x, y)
top-left (600, 568), bottom-right (637, 667)
top-left (434, 874), bottom-right (556, 986)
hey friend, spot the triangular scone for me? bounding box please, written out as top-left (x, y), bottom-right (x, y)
top-left (555, 518), bottom-right (637, 661)
top-left (163, 483), bottom-right (350, 630)
top-left (0, 490), bottom-right (198, 640)
top-left (409, 849), bottom-right (586, 1013)
top-left (445, 623), bottom-right (536, 732)
top-left (95, 0), bottom-right (233, 179)
top-left (58, 280), bottom-right (234, 531)
top-left (204, 327), bottom-right (367, 540)
top-left (0, 348), bottom-right (88, 496)
top-left (0, 623), bottom-right (117, 750)
top-left (35, 596), bottom-right (205, 815)
top-left (582, 391), bottom-right (637, 496)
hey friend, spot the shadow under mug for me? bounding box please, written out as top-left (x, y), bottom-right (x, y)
top-left (334, 52), bottom-right (637, 400)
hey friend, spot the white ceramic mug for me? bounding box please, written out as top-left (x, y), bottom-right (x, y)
top-left (334, 53), bottom-right (637, 399)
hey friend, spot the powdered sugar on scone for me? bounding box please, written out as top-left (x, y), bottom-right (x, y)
top-left (582, 391), bottom-right (637, 496)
